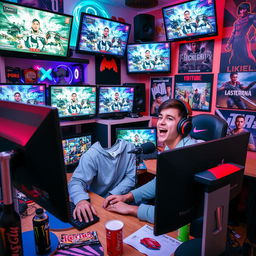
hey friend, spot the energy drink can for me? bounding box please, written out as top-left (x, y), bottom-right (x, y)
top-left (32, 208), bottom-right (51, 254)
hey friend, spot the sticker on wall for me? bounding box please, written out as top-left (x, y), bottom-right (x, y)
top-left (5, 66), bottom-right (21, 83)
top-left (23, 68), bottom-right (38, 83)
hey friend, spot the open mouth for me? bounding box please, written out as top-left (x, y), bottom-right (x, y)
top-left (159, 129), bottom-right (167, 134)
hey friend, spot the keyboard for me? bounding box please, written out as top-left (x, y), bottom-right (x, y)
top-left (69, 202), bottom-right (100, 230)
top-left (140, 151), bottom-right (158, 160)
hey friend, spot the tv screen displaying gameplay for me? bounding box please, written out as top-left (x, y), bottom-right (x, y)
top-left (98, 86), bottom-right (134, 116)
top-left (127, 42), bottom-right (171, 74)
top-left (76, 13), bottom-right (131, 57)
top-left (162, 0), bottom-right (218, 42)
top-left (49, 85), bottom-right (97, 120)
top-left (0, 1), bottom-right (73, 57)
top-left (0, 83), bottom-right (46, 105)
top-left (62, 134), bottom-right (92, 168)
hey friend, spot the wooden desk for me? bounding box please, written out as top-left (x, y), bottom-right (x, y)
top-left (22, 192), bottom-right (178, 255)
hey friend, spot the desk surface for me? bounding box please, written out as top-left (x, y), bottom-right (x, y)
top-left (22, 192), bottom-right (177, 255)
top-left (144, 151), bottom-right (256, 178)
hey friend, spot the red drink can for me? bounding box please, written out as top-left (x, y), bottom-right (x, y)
top-left (105, 220), bottom-right (124, 256)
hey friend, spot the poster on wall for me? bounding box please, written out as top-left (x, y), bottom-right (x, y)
top-left (178, 40), bottom-right (214, 73)
top-left (216, 72), bottom-right (256, 111)
top-left (17, 0), bottom-right (64, 13)
top-left (150, 77), bottom-right (172, 116)
top-left (216, 109), bottom-right (256, 151)
top-left (95, 56), bottom-right (121, 85)
top-left (174, 74), bottom-right (213, 112)
top-left (220, 0), bottom-right (256, 72)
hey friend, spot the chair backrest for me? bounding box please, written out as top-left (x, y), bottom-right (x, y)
top-left (190, 114), bottom-right (228, 141)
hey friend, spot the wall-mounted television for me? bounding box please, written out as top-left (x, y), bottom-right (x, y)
top-left (0, 0), bottom-right (73, 57)
top-left (126, 42), bottom-right (171, 74)
top-left (98, 86), bottom-right (134, 119)
top-left (49, 85), bottom-right (97, 120)
top-left (0, 83), bottom-right (46, 105)
top-left (76, 13), bottom-right (131, 58)
top-left (162, 0), bottom-right (218, 42)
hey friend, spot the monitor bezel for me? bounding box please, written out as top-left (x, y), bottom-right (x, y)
top-left (76, 12), bottom-right (131, 58)
top-left (62, 132), bottom-right (93, 171)
top-left (0, 83), bottom-right (47, 105)
top-left (0, 0), bottom-right (73, 58)
top-left (48, 84), bottom-right (97, 121)
top-left (97, 85), bottom-right (135, 119)
top-left (162, 0), bottom-right (218, 42)
top-left (126, 41), bottom-right (171, 74)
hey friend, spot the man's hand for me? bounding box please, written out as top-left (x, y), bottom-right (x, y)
top-left (105, 202), bottom-right (138, 217)
top-left (73, 200), bottom-right (98, 222)
top-left (103, 192), bottom-right (134, 208)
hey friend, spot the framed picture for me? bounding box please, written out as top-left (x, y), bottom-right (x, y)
top-left (150, 77), bottom-right (172, 116)
top-left (216, 72), bottom-right (256, 110)
top-left (178, 40), bottom-right (214, 73)
top-left (174, 74), bottom-right (213, 112)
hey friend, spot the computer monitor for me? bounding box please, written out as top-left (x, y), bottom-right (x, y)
top-left (49, 85), bottom-right (97, 120)
top-left (98, 86), bottom-right (134, 119)
top-left (0, 83), bottom-right (46, 105)
top-left (62, 134), bottom-right (92, 171)
top-left (0, 100), bottom-right (70, 222)
top-left (154, 132), bottom-right (249, 235)
top-left (116, 127), bottom-right (157, 148)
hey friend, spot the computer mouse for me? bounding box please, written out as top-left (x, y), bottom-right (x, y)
top-left (140, 237), bottom-right (161, 250)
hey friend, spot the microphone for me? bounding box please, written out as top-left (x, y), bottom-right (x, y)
top-left (128, 142), bottom-right (156, 154)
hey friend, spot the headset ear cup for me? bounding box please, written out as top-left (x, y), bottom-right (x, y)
top-left (177, 117), bottom-right (192, 135)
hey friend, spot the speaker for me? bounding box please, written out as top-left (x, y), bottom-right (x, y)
top-left (123, 83), bottom-right (146, 113)
top-left (134, 14), bottom-right (155, 42)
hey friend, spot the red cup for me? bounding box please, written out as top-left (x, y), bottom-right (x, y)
top-left (105, 220), bottom-right (124, 256)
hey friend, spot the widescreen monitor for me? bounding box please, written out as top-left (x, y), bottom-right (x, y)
top-left (76, 13), bottom-right (131, 57)
top-left (116, 127), bottom-right (157, 148)
top-left (162, 0), bottom-right (218, 42)
top-left (0, 0), bottom-right (73, 57)
top-left (98, 86), bottom-right (134, 119)
top-left (0, 83), bottom-right (46, 105)
top-left (62, 134), bottom-right (92, 171)
top-left (0, 101), bottom-right (70, 222)
top-left (154, 132), bottom-right (249, 236)
top-left (49, 85), bottom-right (97, 120)
top-left (127, 42), bottom-right (171, 74)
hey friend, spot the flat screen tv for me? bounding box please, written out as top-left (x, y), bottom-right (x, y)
top-left (0, 83), bottom-right (46, 105)
top-left (162, 0), bottom-right (218, 42)
top-left (0, 0), bottom-right (73, 57)
top-left (76, 13), bottom-right (131, 57)
top-left (62, 133), bottom-right (92, 171)
top-left (49, 85), bottom-right (97, 120)
top-left (127, 42), bottom-right (171, 74)
top-left (98, 86), bottom-right (134, 119)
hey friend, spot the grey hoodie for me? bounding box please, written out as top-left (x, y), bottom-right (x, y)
top-left (68, 139), bottom-right (136, 204)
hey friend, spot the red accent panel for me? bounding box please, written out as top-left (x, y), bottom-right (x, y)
top-left (208, 163), bottom-right (241, 179)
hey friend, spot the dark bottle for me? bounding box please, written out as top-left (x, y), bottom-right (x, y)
top-left (0, 152), bottom-right (23, 256)
top-left (33, 208), bottom-right (51, 254)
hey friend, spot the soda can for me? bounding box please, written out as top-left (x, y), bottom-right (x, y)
top-left (105, 220), bottom-right (124, 256)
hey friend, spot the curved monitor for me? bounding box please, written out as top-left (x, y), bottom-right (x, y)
top-left (49, 85), bottom-right (97, 120)
top-left (98, 86), bottom-right (134, 119)
top-left (0, 83), bottom-right (46, 105)
top-left (127, 42), bottom-right (171, 74)
top-left (162, 0), bottom-right (218, 42)
top-left (0, 1), bottom-right (73, 57)
top-left (76, 13), bottom-right (131, 57)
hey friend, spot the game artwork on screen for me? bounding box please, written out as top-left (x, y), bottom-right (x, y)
top-left (0, 84), bottom-right (45, 105)
top-left (117, 129), bottom-right (157, 147)
top-left (62, 135), bottom-right (92, 166)
top-left (50, 86), bottom-right (96, 118)
top-left (77, 14), bottom-right (130, 57)
top-left (0, 1), bottom-right (72, 56)
top-left (162, 0), bottom-right (217, 41)
top-left (99, 87), bottom-right (134, 114)
top-left (127, 42), bottom-right (170, 73)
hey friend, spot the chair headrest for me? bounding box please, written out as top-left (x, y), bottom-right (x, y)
top-left (190, 114), bottom-right (228, 141)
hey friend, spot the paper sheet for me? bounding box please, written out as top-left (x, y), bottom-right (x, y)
top-left (124, 225), bottom-right (181, 256)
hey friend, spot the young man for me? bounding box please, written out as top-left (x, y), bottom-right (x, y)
top-left (103, 99), bottom-right (203, 223)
